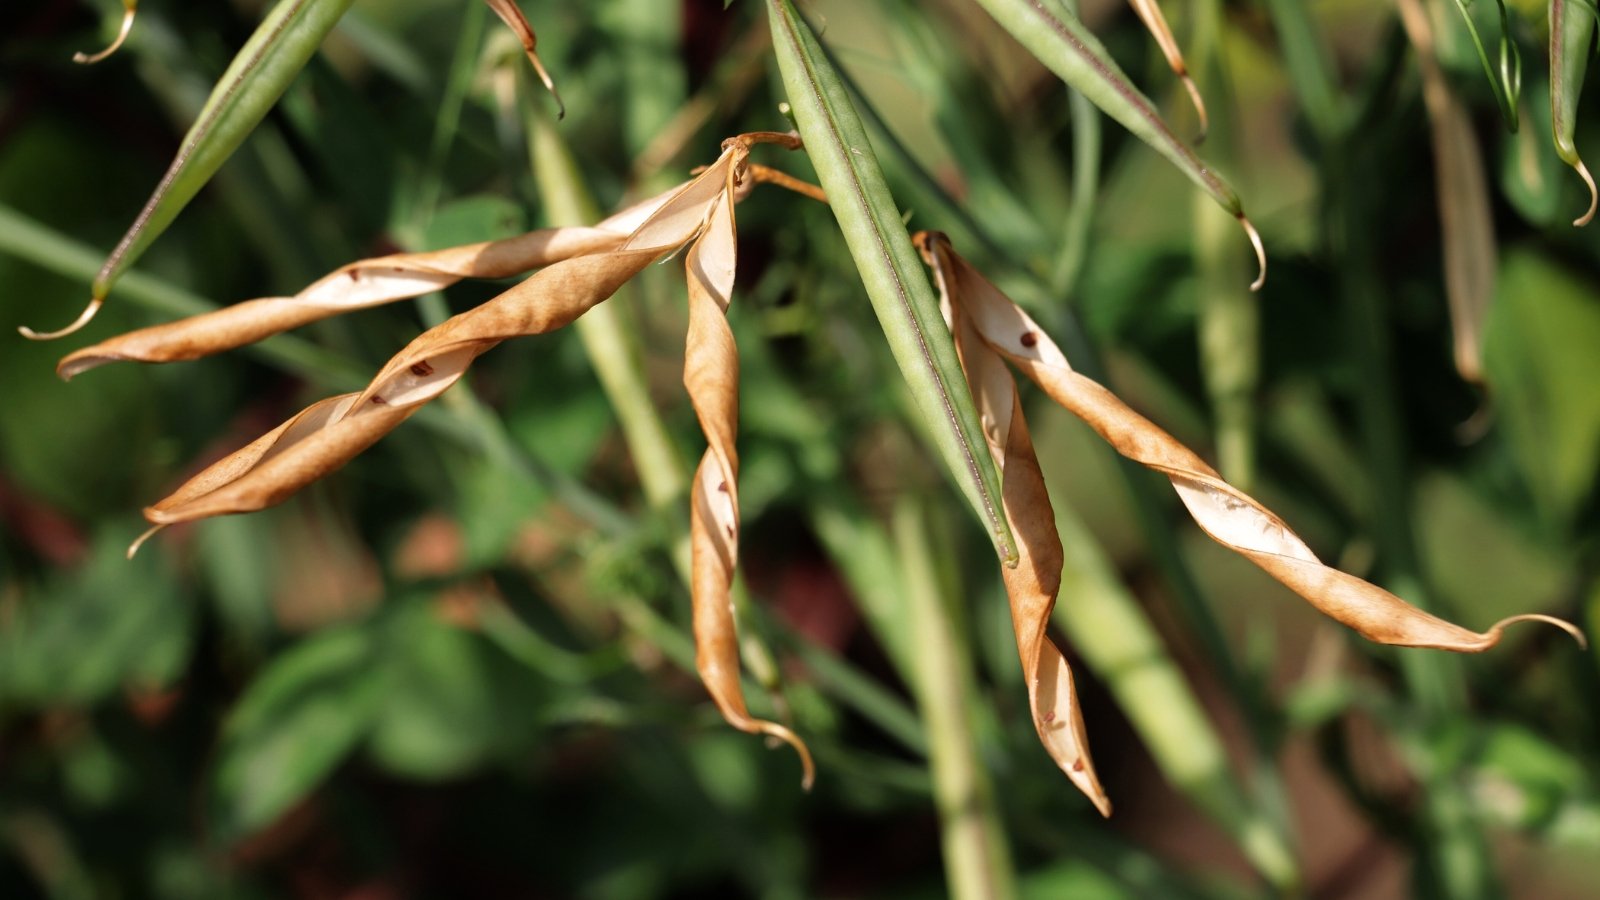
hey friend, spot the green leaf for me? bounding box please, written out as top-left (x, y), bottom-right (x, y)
top-left (968, 0), bottom-right (1244, 219)
top-left (421, 195), bottom-right (529, 250)
top-left (46, 0), bottom-right (356, 335)
top-left (195, 515), bottom-right (279, 647)
top-left (1500, 71), bottom-right (1568, 227)
top-left (1412, 473), bottom-right (1569, 627)
top-left (1019, 861), bottom-right (1132, 900)
top-left (766, 0), bottom-right (1016, 564)
top-left (1551, 0), bottom-right (1598, 225)
top-left (1483, 249), bottom-right (1600, 526)
top-left (367, 604), bottom-right (542, 780)
top-left (0, 528), bottom-right (191, 706)
top-left (209, 624), bottom-right (383, 842)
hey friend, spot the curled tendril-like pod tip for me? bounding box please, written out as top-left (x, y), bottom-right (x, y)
top-left (1237, 213), bottom-right (1266, 291)
top-left (1485, 613), bottom-right (1588, 650)
top-left (126, 523), bottom-right (164, 560)
top-left (754, 720), bottom-right (817, 791)
top-left (19, 298), bottom-right (102, 340)
top-left (73, 0), bottom-right (137, 65)
top-left (1572, 159), bottom-right (1597, 227)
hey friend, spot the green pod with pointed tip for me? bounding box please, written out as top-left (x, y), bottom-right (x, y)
top-left (95, 0), bottom-right (356, 302)
top-left (971, 0), bottom-right (1242, 217)
top-left (1551, 0), bottom-right (1597, 224)
top-left (766, 0), bottom-right (1017, 566)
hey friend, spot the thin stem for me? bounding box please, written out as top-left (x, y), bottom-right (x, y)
top-left (523, 84), bottom-right (689, 515)
top-left (895, 497), bottom-right (1017, 900)
top-left (1191, 0), bottom-right (1258, 489)
top-left (413, 0), bottom-right (488, 225)
top-left (1261, 0), bottom-right (1345, 142)
top-left (1326, 36), bottom-right (1494, 897)
top-left (518, 76), bottom-right (796, 714)
top-left (1050, 0), bottom-right (1102, 299)
top-left (1053, 501), bottom-right (1300, 891)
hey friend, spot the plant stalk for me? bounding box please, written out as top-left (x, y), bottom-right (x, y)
top-left (895, 497), bottom-right (1017, 900)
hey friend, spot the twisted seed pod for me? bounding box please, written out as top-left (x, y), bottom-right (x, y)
top-left (58, 189), bottom-right (680, 379)
top-left (921, 233), bottom-right (1584, 655)
top-left (683, 157), bottom-right (814, 788)
top-left (136, 157), bottom-right (733, 534)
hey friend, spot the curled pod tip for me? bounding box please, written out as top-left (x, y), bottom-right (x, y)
top-left (1572, 159), bottom-right (1597, 227)
top-left (19, 298), bottom-right (102, 340)
top-left (1238, 213), bottom-right (1266, 291)
top-left (73, 0), bottom-right (137, 65)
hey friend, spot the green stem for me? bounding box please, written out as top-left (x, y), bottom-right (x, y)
top-left (518, 77), bottom-right (792, 709)
top-left (1191, 0), bottom-right (1257, 489)
top-left (412, 0), bottom-right (488, 225)
top-left (1050, 0), bottom-right (1101, 299)
top-left (808, 22), bottom-right (1242, 711)
top-left (1261, 0), bottom-right (1344, 142)
top-left (523, 89), bottom-right (689, 515)
top-left (895, 497), bottom-right (1017, 900)
top-left (1053, 503), bottom-right (1299, 891)
top-left (789, 639), bottom-right (927, 755)
top-left (1328, 49), bottom-right (1493, 895)
top-left (768, 0), bottom-right (1017, 566)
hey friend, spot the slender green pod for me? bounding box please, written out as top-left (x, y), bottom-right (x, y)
top-left (766, 0), bottom-right (1017, 565)
top-left (1192, 0), bottom-right (1258, 479)
top-left (1551, 0), bottom-right (1598, 225)
top-left (1446, 0), bottom-right (1522, 132)
top-left (971, 0), bottom-right (1264, 289)
top-left (22, 0), bottom-right (356, 340)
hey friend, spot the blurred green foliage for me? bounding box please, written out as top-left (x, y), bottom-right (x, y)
top-left (2, 1), bottom-right (1599, 898)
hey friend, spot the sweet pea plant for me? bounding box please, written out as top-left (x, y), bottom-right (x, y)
top-left (4, 0), bottom-right (1598, 897)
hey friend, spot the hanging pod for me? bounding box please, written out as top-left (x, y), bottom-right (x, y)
top-left (917, 232), bottom-right (1584, 656)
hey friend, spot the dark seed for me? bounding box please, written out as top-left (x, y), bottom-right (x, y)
top-left (410, 361), bottom-right (434, 377)
top-left (1020, 332), bottom-right (1038, 347)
